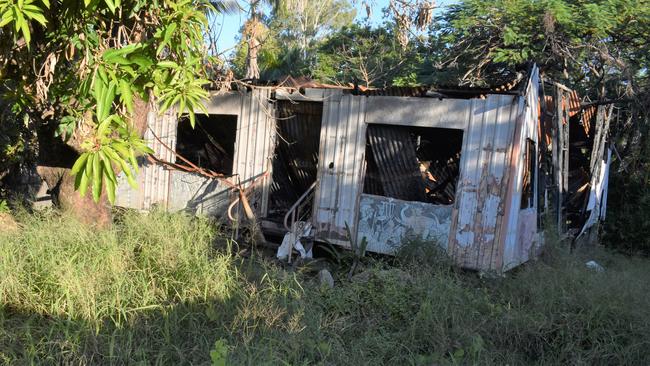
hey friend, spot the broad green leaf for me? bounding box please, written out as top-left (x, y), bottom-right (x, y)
top-left (157, 61), bottom-right (178, 69)
top-left (188, 111), bottom-right (195, 128)
top-left (111, 141), bottom-right (130, 159)
top-left (0, 10), bottom-right (14, 27)
top-left (85, 150), bottom-right (94, 178)
top-left (77, 169), bottom-right (89, 196)
top-left (99, 81), bottom-right (116, 122)
top-left (104, 0), bottom-right (116, 13)
top-left (105, 146), bottom-right (132, 178)
top-left (118, 79), bottom-right (134, 114)
top-left (93, 69), bottom-right (107, 119)
top-left (102, 44), bottom-right (139, 62)
top-left (97, 116), bottom-right (112, 137)
top-left (163, 22), bottom-right (177, 44)
top-left (104, 174), bottom-right (115, 203)
top-left (128, 147), bottom-right (138, 174)
top-left (129, 54), bottom-right (154, 69)
top-left (24, 11), bottom-right (46, 27)
top-left (91, 153), bottom-right (102, 202)
top-left (71, 152), bottom-right (90, 175)
top-left (99, 150), bottom-right (116, 183)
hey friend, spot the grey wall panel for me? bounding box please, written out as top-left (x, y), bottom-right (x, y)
top-left (313, 92), bottom-right (367, 245)
top-left (233, 88), bottom-right (275, 216)
top-left (365, 96), bottom-right (471, 130)
top-left (167, 170), bottom-right (233, 216)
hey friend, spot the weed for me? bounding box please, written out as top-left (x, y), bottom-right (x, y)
top-left (0, 200), bottom-right (9, 214)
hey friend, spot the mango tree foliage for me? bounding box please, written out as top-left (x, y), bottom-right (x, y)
top-left (0, 0), bottom-right (216, 203)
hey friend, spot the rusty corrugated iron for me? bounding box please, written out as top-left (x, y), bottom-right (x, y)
top-left (269, 100), bottom-right (322, 219)
top-left (366, 124), bottom-right (426, 202)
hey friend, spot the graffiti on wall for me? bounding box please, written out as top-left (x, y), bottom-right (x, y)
top-left (357, 194), bottom-right (452, 254)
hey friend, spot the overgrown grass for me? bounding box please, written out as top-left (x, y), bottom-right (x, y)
top-left (1, 211), bottom-right (649, 365)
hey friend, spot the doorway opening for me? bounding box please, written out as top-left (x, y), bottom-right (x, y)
top-left (267, 100), bottom-right (323, 222)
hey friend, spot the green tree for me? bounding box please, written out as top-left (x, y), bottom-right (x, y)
top-left (0, 0), bottom-right (221, 213)
top-left (272, 0), bottom-right (355, 60)
top-left (314, 24), bottom-right (428, 87)
top-left (233, 0), bottom-right (354, 79)
top-left (433, 0), bottom-right (650, 95)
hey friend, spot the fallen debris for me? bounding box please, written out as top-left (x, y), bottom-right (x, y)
top-left (585, 260), bottom-right (605, 272)
top-left (318, 269), bottom-right (334, 289)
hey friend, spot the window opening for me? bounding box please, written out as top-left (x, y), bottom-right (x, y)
top-left (521, 138), bottom-right (536, 209)
top-left (175, 114), bottom-right (238, 175)
top-left (363, 124), bottom-right (463, 205)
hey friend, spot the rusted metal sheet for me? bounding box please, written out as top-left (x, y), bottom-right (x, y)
top-left (313, 91), bottom-right (367, 246)
top-left (357, 194), bottom-right (452, 254)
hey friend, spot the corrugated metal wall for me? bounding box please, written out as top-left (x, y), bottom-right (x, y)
top-left (115, 104), bottom-right (177, 210)
top-left (115, 89), bottom-right (275, 217)
top-left (313, 92), bottom-right (368, 246)
top-left (233, 88), bottom-right (275, 216)
top-left (143, 105), bottom-right (177, 209)
top-left (502, 68), bottom-right (541, 270)
top-left (447, 94), bottom-right (523, 271)
top-left (447, 67), bottom-right (541, 272)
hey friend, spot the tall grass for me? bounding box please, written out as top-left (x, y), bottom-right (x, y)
top-left (1, 211), bottom-right (649, 365)
top-left (0, 210), bottom-right (239, 364)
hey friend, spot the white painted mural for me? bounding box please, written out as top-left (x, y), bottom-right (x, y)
top-left (357, 194), bottom-right (452, 254)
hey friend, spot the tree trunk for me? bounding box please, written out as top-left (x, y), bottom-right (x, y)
top-left (35, 95), bottom-right (151, 227)
top-left (37, 166), bottom-right (112, 228)
top-left (245, 32), bottom-right (261, 79)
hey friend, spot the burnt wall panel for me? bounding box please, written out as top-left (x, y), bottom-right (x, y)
top-left (366, 125), bottom-right (426, 202)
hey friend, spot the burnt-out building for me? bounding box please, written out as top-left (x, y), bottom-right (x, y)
top-left (115, 65), bottom-right (613, 273)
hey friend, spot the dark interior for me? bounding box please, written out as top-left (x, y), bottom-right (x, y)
top-left (363, 124), bottom-right (463, 205)
top-left (175, 114), bottom-right (238, 175)
top-left (267, 101), bottom-right (323, 221)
